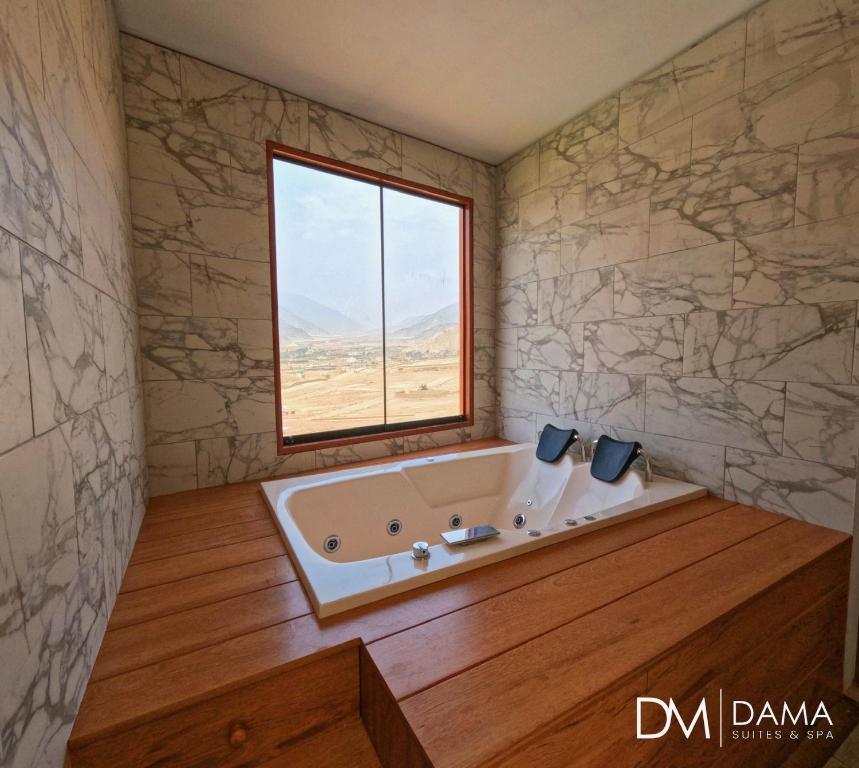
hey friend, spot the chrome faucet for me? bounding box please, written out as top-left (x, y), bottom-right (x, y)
top-left (636, 447), bottom-right (653, 483)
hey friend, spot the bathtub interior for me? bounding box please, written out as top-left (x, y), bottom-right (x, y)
top-left (284, 444), bottom-right (645, 563)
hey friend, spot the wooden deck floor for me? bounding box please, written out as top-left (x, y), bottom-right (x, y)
top-left (67, 439), bottom-right (852, 768)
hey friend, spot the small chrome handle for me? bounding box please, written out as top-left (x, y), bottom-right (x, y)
top-left (412, 541), bottom-right (430, 560)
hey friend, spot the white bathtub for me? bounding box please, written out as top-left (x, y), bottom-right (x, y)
top-left (261, 442), bottom-right (706, 617)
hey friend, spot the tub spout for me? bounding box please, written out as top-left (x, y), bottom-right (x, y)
top-left (636, 447), bottom-right (653, 483)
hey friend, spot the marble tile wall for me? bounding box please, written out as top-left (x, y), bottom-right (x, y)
top-left (497, 0), bottom-right (859, 533)
top-left (122, 35), bottom-right (497, 495)
top-left (0, 2), bottom-right (145, 767)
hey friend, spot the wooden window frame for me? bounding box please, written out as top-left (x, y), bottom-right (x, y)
top-left (266, 141), bottom-right (474, 456)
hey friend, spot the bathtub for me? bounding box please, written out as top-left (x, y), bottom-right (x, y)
top-left (261, 442), bottom-right (706, 617)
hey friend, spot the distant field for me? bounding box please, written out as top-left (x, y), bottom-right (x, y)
top-left (280, 334), bottom-right (461, 437)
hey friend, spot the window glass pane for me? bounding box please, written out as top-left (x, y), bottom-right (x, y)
top-left (382, 188), bottom-right (462, 425)
top-left (273, 159), bottom-right (384, 437)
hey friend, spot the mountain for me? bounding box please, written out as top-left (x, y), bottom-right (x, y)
top-left (278, 293), bottom-right (369, 338)
top-left (391, 303), bottom-right (458, 339)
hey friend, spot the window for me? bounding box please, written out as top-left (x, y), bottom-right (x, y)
top-left (267, 142), bottom-right (473, 453)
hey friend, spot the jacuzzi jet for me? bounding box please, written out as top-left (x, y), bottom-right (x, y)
top-left (448, 514), bottom-right (463, 529)
top-left (564, 518), bottom-right (577, 526)
top-left (386, 519), bottom-right (402, 536)
top-left (513, 513), bottom-right (527, 529)
top-left (527, 529), bottom-right (541, 537)
top-left (323, 534), bottom-right (341, 553)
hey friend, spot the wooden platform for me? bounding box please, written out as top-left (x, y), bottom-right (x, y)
top-left (67, 439), bottom-right (852, 768)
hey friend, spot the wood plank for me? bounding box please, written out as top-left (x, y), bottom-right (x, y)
top-left (68, 648), bottom-right (359, 768)
top-left (257, 714), bottom-right (381, 768)
top-left (399, 521), bottom-right (848, 768)
top-left (71, 497), bottom-right (732, 743)
top-left (136, 502), bottom-right (271, 541)
top-left (129, 517), bottom-right (276, 564)
top-left (120, 535), bottom-right (286, 593)
top-left (368, 504), bottom-right (782, 700)
top-left (108, 556), bottom-right (297, 630)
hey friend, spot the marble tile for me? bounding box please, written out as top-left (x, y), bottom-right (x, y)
top-left (474, 329), bottom-right (495, 375)
top-left (537, 267), bottom-right (614, 325)
top-left (500, 240), bottom-right (560, 287)
top-left (474, 372), bottom-right (498, 410)
top-left (517, 325), bottom-right (584, 371)
top-left (473, 162), bottom-right (496, 211)
top-left (560, 372), bottom-right (645, 430)
top-left (401, 136), bottom-right (473, 196)
top-left (497, 327), bottom-right (518, 370)
top-left (497, 199), bottom-right (519, 248)
top-left (646, 376), bottom-right (785, 454)
top-left (0, 234), bottom-right (33, 453)
top-left (796, 132), bottom-right (859, 224)
top-left (497, 283), bottom-right (538, 328)
top-left (649, 153), bottom-right (797, 256)
top-left (618, 18), bottom-right (745, 144)
top-left (472, 407), bottom-right (497, 440)
top-left (499, 407), bottom-right (536, 443)
top-left (474, 287), bottom-right (496, 331)
top-left (190, 255), bottom-right (272, 320)
top-left (130, 178), bottom-right (269, 261)
top-left (613, 427), bottom-right (727, 496)
top-left (0, 37), bottom-right (82, 273)
top-left (0, 0), bottom-right (43, 90)
top-left (725, 448), bottom-right (855, 532)
top-left (102, 296), bottom-right (138, 399)
top-left (473, 245), bottom-right (496, 290)
top-left (144, 378), bottom-right (275, 444)
top-left (499, 369), bottom-right (559, 416)
top-left (745, 0), bottom-right (859, 88)
top-left (783, 382), bottom-right (859, 468)
top-left (120, 34), bottom-right (182, 120)
top-left (147, 441), bottom-right (197, 496)
top-left (308, 104), bottom-right (400, 174)
top-left (693, 38), bottom-right (859, 174)
top-left (196, 432), bottom-right (315, 487)
top-left (22, 246), bottom-right (106, 434)
top-left (474, 202), bottom-right (495, 251)
top-left (140, 315), bottom-right (240, 380)
top-left (584, 315), bottom-right (684, 375)
top-left (560, 199), bottom-right (649, 274)
top-left (498, 143), bottom-right (539, 200)
top-left (403, 428), bottom-right (472, 453)
top-left (181, 56), bottom-right (308, 146)
top-left (517, 181), bottom-right (587, 244)
top-left (614, 241), bottom-right (734, 317)
top-left (684, 302), bottom-right (855, 382)
top-left (237, 318), bottom-right (275, 378)
top-left (134, 249), bottom-right (191, 315)
top-left (586, 119), bottom-right (691, 215)
top-left (317, 438), bottom-right (404, 468)
top-left (733, 215), bottom-right (859, 306)
top-left (539, 96), bottom-right (618, 185)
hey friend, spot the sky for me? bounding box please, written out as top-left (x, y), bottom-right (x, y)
top-left (273, 158), bottom-right (461, 332)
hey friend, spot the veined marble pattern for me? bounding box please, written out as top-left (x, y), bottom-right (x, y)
top-left (517, 181), bottom-right (587, 245)
top-left (796, 132), bottom-right (859, 224)
top-left (402, 136), bottom-right (473, 197)
top-left (499, 407), bottom-right (537, 444)
top-left (146, 441), bottom-right (197, 496)
top-left (134, 249), bottom-right (191, 315)
top-left (783, 382), bottom-right (859, 468)
top-left (645, 376), bottom-right (785, 454)
top-left (498, 143), bottom-right (539, 201)
top-left (0, 232), bottom-right (32, 453)
top-left (517, 325), bottom-right (584, 371)
top-left (473, 287), bottom-right (496, 331)
top-left (560, 372), bottom-right (645, 430)
top-left (404, 428), bottom-right (472, 453)
top-left (560, 199), bottom-right (649, 274)
top-left (497, 328), bottom-right (518, 370)
top-left (102, 296), bottom-right (138, 399)
top-left (317, 438), bottom-right (404, 468)
top-left (618, 18), bottom-right (746, 144)
top-left (130, 179), bottom-right (268, 262)
top-left (745, 0), bottom-right (859, 88)
top-left (733, 216), bottom-right (859, 306)
top-left (500, 240), bottom-right (560, 287)
top-left (537, 267), bottom-right (613, 325)
top-left (684, 302), bottom-right (856, 382)
top-left (583, 316), bottom-right (684, 375)
top-left (0, 0), bottom-right (42, 89)
top-left (22, 246), bottom-right (106, 434)
top-left (190, 255), bottom-right (272, 320)
top-left (725, 448), bottom-right (856, 532)
top-left (236, 318), bottom-right (275, 378)
top-left (649, 152), bottom-right (797, 256)
top-left (308, 104), bottom-right (401, 174)
top-left (499, 369), bottom-right (559, 416)
top-left (120, 35), bottom-right (182, 120)
top-left (144, 378), bottom-right (274, 444)
top-left (586, 119), bottom-right (691, 215)
top-left (614, 241), bottom-right (733, 317)
top-left (497, 283), bottom-right (538, 328)
top-left (181, 55), bottom-right (308, 146)
top-left (196, 432), bottom-right (316, 487)
top-left (140, 315), bottom-right (241, 380)
top-left (497, 199), bottom-right (519, 248)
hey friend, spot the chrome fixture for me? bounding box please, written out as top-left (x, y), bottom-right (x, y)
top-left (637, 447), bottom-right (653, 483)
top-left (564, 518), bottom-right (578, 526)
top-left (578, 439), bottom-right (599, 462)
top-left (527, 529), bottom-right (541, 537)
top-left (448, 514), bottom-right (463, 529)
top-left (386, 519), bottom-right (402, 536)
top-left (513, 513), bottom-right (527, 529)
top-left (412, 541), bottom-right (430, 560)
top-left (526, 499), bottom-right (533, 507)
top-left (323, 534), bottom-right (341, 554)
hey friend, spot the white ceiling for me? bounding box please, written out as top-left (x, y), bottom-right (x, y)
top-left (116, 0), bottom-right (760, 165)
